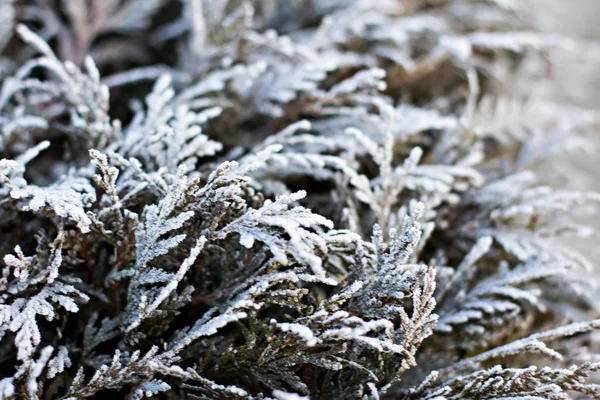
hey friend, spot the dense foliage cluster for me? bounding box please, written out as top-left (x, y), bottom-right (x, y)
top-left (1, 0), bottom-right (600, 399)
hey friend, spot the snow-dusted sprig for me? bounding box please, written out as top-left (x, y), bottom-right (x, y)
top-left (440, 319), bottom-right (600, 377)
top-left (408, 362), bottom-right (600, 400)
top-left (181, 374), bottom-right (260, 400)
top-left (3, 245), bottom-right (33, 285)
top-left (166, 269), bottom-right (333, 361)
top-left (0, 230), bottom-right (89, 363)
top-left (1, 0), bottom-right (600, 399)
top-left (193, 160), bottom-right (252, 233)
top-left (0, 141), bottom-right (49, 189)
top-left (404, 319), bottom-right (600, 399)
top-left (460, 171), bottom-right (600, 271)
top-left (118, 74), bottom-right (222, 172)
top-left (351, 202), bottom-right (427, 319)
top-left (21, 345), bottom-right (54, 400)
top-left (123, 166), bottom-right (201, 330)
top-left (241, 203), bottom-right (438, 398)
top-left (1, 228), bottom-right (64, 294)
top-left (133, 166), bottom-right (198, 270)
top-left (342, 117), bottom-right (482, 232)
top-left (89, 149), bottom-right (120, 209)
top-left (9, 177), bottom-right (96, 233)
top-left (215, 190), bottom-right (333, 276)
top-left (63, 346), bottom-right (179, 399)
top-left (467, 96), bottom-right (598, 169)
top-left (1, 282), bottom-right (88, 362)
top-left (130, 379), bottom-right (171, 400)
top-left (433, 231), bottom-right (598, 352)
top-left (248, 104), bottom-right (482, 236)
top-left (0, 142), bottom-right (95, 233)
top-left (47, 345), bottom-right (72, 379)
top-left (126, 236), bottom-right (206, 332)
top-left (382, 266), bottom-right (438, 391)
top-left (8, 25), bottom-right (117, 148)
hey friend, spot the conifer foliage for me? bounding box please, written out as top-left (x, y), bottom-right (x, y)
top-left (0, 0), bottom-right (599, 399)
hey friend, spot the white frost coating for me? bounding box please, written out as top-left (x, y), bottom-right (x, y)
top-left (296, 273), bottom-right (338, 286)
top-left (275, 322), bottom-right (319, 346)
top-left (127, 236), bottom-right (207, 332)
top-left (329, 68), bottom-right (387, 95)
top-left (1, 2), bottom-right (600, 399)
top-left (27, 346), bottom-right (54, 397)
top-left (272, 390), bottom-right (310, 400)
top-left (47, 346), bottom-right (72, 379)
top-left (4, 282), bottom-right (88, 361)
top-left (221, 190), bottom-right (333, 276)
top-left (170, 311), bottom-right (248, 355)
top-left (131, 379), bottom-right (171, 400)
top-left (11, 184), bottom-right (93, 233)
top-left (0, 378), bottom-right (15, 399)
top-left (443, 319), bottom-right (600, 374)
top-left (119, 73), bottom-right (223, 172)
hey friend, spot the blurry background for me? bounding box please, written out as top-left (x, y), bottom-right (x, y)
top-left (519, 0), bottom-right (600, 261)
top-left (524, 0), bottom-right (600, 41)
top-left (523, 0), bottom-right (600, 109)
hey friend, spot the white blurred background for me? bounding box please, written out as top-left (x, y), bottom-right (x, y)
top-left (521, 0), bottom-right (600, 262)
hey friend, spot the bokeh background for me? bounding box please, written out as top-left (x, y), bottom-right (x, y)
top-left (519, 0), bottom-right (600, 264)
